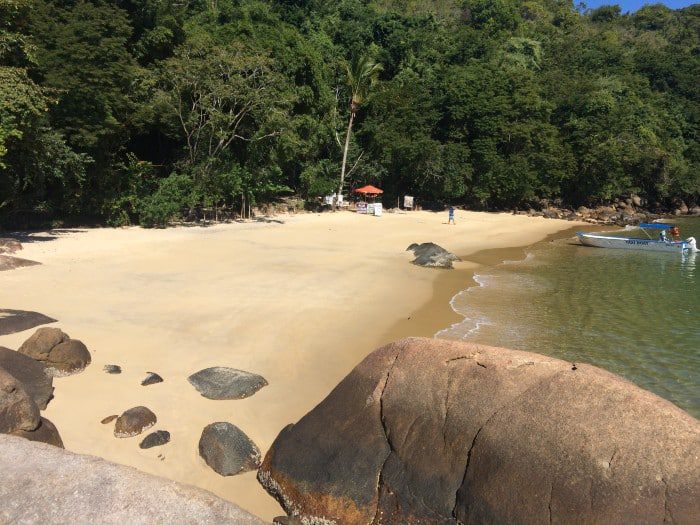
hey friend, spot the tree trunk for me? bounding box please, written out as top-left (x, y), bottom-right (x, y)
top-left (338, 110), bottom-right (356, 208)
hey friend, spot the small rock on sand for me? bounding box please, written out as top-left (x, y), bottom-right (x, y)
top-left (141, 372), bottom-right (163, 386)
top-left (139, 430), bottom-right (170, 449)
top-left (114, 406), bottom-right (156, 438)
top-left (199, 422), bottom-right (261, 476)
top-left (101, 415), bottom-right (117, 425)
top-left (188, 367), bottom-right (267, 400)
top-left (103, 365), bottom-right (122, 374)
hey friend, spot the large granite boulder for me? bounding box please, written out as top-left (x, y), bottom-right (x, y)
top-left (199, 422), bottom-right (261, 476)
top-left (18, 327), bottom-right (91, 376)
top-left (114, 406), bottom-right (157, 438)
top-left (258, 338), bottom-right (700, 525)
top-left (10, 417), bottom-right (64, 448)
top-left (0, 346), bottom-right (54, 409)
top-left (0, 309), bottom-right (56, 336)
top-left (188, 367), bottom-right (267, 400)
top-left (0, 435), bottom-right (265, 524)
top-left (406, 242), bottom-right (460, 269)
top-left (0, 238), bottom-right (22, 254)
top-left (0, 368), bottom-right (40, 434)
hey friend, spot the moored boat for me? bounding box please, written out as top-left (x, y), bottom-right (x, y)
top-left (577, 223), bottom-right (697, 254)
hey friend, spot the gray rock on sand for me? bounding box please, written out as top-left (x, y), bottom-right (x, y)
top-left (18, 328), bottom-right (91, 376)
top-left (140, 430), bottom-right (170, 449)
top-left (258, 337), bottom-right (700, 525)
top-left (103, 364), bottom-right (121, 374)
top-left (0, 309), bottom-right (56, 336)
top-left (10, 417), bottom-right (64, 448)
top-left (114, 406), bottom-right (157, 438)
top-left (0, 434), bottom-right (265, 524)
top-left (199, 422), bottom-right (261, 476)
top-left (141, 372), bottom-right (163, 386)
top-left (406, 242), bottom-right (460, 269)
top-left (0, 368), bottom-right (40, 434)
top-left (188, 367), bottom-right (267, 400)
top-left (0, 346), bottom-right (54, 409)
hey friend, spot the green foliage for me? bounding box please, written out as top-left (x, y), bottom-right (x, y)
top-left (1, 0), bottom-right (699, 228)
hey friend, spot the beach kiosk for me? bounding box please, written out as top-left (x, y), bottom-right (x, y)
top-left (354, 185), bottom-right (383, 217)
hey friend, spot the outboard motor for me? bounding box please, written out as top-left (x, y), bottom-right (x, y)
top-left (686, 237), bottom-right (697, 253)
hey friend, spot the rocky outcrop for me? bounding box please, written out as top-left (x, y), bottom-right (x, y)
top-left (258, 338), bottom-right (700, 525)
top-left (199, 422), bottom-right (261, 476)
top-left (18, 327), bottom-right (91, 376)
top-left (0, 346), bottom-right (54, 409)
top-left (406, 243), bottom-right (460, 269)
top-left (0, 434), bottom-right (265, 524)
top-left (0, 309), bottom-right (56, 336)
top-left (0, 238), bottom-right (22, 254)
top-left (188, 367), bottom-right (267, 400)
top-left (0, 368), bottom-right (40, 434)
top-left (114, 406), bottom-right (157, 438)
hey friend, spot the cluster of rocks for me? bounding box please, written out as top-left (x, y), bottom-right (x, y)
top-left (406, 242), bottom-right (460, 269)
top-left (0, 325), bottom-right (92, 449)
top-left (519, 196), bottom-right (700, 226)
top-left (258, 337), bottom-right (700, 525)
top-left (18, 327), bottom-right (91, 377)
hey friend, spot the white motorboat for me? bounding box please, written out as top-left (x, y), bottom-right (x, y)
top-left (577, 223), bottom-right (697, 254)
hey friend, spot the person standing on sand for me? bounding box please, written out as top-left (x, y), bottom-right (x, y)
top-left (448, 206), bottom-right (455, 225)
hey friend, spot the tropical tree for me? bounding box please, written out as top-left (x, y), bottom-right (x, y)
top-left (338, 54), bottom-right (382, 201)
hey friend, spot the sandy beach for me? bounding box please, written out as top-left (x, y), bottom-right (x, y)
top-left (0, 210), bottom-right (581, 521)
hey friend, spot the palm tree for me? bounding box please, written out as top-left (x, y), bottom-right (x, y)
top-left (338, 54), bottom-right (382, 204)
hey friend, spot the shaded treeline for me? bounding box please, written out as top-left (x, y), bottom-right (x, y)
top-left (1, 0), bottom-right (698, 227)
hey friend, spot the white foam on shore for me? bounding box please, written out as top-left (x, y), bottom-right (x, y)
top-left (435, 251), bottom-right (534, 341)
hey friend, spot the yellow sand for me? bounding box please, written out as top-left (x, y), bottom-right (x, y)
top-left (0, 210), bottom-right (580, 520)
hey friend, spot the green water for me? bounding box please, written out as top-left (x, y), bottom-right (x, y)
top-left (438, 218), bottom-right (699, 417)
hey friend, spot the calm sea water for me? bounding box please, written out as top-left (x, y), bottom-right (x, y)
top-left (437, 218), bottom-right (700, 417)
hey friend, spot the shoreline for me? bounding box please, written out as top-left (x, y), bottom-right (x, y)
top-left (0, 211), bottom-right (584, 520)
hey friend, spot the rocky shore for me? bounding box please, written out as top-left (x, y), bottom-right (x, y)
top-left (520, 196), bottom-right (700, 227)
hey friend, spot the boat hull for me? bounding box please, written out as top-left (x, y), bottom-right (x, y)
top-left (577, 233), bottom-right (696, 253)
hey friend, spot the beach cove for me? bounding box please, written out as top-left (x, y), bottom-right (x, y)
top-left (0, 210), bottom-right (582, 520)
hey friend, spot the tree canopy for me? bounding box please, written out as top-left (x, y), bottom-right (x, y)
top-left (1, 0), bottom-right (698, 227)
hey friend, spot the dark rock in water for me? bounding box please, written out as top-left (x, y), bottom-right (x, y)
top-left (0, 309), bottom-right (56, 336)
top-left (258, 337), bottom-right (700, 525)
top-left (101, 415), bottom-right (117, 425)
top-left (199, 422), bottom-right (261, 476)
top-left (18, 328), bottom-right (91, 376)
top-left (0, 368), bottom-right (40, 434)
top-left (188, 367), bottom-right (267, 400)
top-left (140, 430), bottom-right (170, 449)
top-left (103, 365), bottom-right (122, 374)
top-left (10, 416), bottom-right (63, 448)
top-left (406, 242), bottom-right (460, 269)
top-left (141, 372), bottom-right (163, 386)
top-left (0, 346), bottom-right (54, 410)
top-left (114, 406), bottom-right (156, 438)
top-left (0, 255), bottom-right (40, 272)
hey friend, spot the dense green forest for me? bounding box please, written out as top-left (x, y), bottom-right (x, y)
top-left (1, 0), bottom-right (698, 227)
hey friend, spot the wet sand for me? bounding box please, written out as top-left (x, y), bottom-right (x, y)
top-left (0, 210), bottom-right (582, 520)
